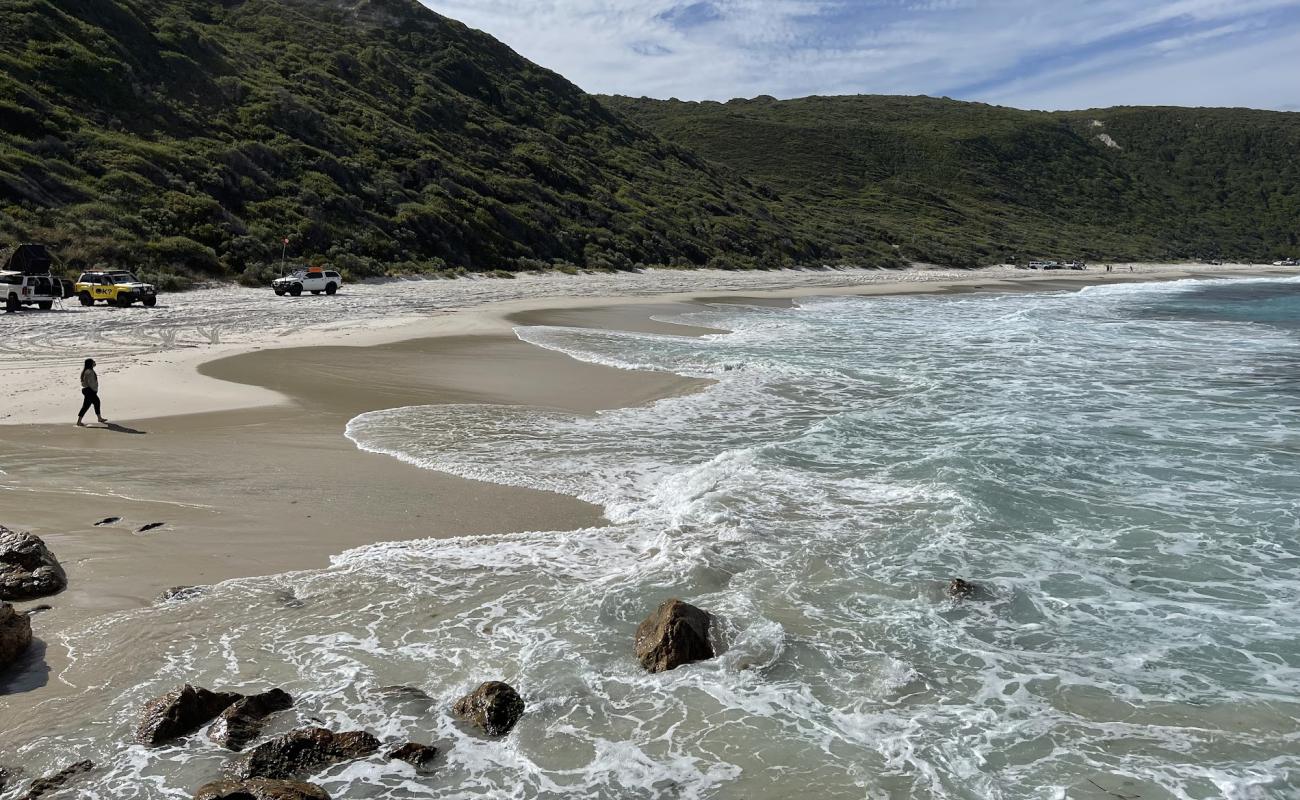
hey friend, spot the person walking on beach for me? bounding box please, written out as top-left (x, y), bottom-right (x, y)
top-left (76, 358), bottom-right (107, 427)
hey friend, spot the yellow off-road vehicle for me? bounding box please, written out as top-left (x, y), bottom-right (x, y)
top-left (75, 271), bottom-right (158, 307)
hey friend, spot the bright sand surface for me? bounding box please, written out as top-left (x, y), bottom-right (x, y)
top-left (1, 262), bottom-right (1297, 734)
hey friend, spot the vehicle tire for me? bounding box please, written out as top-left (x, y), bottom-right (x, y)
top-left (5, 294), bottom-right (18, 313)
top-left (289, 284), bottom-right (302, 297)
top-left (142, 295), bottom-right (157, 308)
top-left (274, 288), bottom-right (286, 296)
top-left (38, 301), bottom-right (53, 310)
top-left (117, 295), bottom-right (133, 308)
top-left (79, 292), bottom-right (94, 306)
top-left (325, 283), bottom-right (337, 295)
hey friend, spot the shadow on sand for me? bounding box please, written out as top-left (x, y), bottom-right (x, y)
top-left (0, 639), bottom-right (50, 695)
top-left (94, 422), bottom-right (147, 435)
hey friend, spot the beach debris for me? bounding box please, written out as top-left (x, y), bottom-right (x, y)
top-left (194, 778), bottom-right (331, 800)
top-left (135, 684), bottom-right (244, 746)
top-left (155, 585), bottom-right (208, 604)
top-left (0, 602), bottom-right (33, 673)
top-left (451, 681), bottom-right (525, 737)
top-left (24, 604), bottom-right (53, 616)
top-left (0, 527), bottom-right (67, 601)
top-left (635, 598), bottom-right (715, 673)
top-left (385, 742), bottom-right (439, 772)
top-left (946, 578), bottom-right (988, 601)
top-left (137, 522), bottom-right (166, 533)
top-left (208, 688), bottom-right (295, 751)
top-left (93, 517), bottom-right (121, 526)
top-left (229, 727), bottom-right (380, 780)
top-left (15, 760), bottom-right (93, 800)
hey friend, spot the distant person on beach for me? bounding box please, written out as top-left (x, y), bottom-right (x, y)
top-left (76, 358), bottom-right (107, 427)
top-left (1106, 264), bottom-right (1112, 272)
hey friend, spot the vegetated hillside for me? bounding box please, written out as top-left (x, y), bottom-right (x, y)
top-left (602, 94), bottom-right (1300, 266)
top-left (0, 0), bottom-right (848, 286)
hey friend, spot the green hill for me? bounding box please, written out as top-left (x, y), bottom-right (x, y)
top-left (602, 95), bottom-right (1300, 267)
top-left (0, 0), bottom-right (838, 285)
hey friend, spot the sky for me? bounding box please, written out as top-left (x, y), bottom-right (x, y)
top-left (416, 0), bottom-right (1300, 111)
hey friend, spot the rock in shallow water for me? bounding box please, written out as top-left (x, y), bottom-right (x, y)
top-left (155, 585), bottom-right (208, 604)
top-left (946, 578), bottom-right (987, 601)
top-left (194, 778), bottom-right (331, 800)
top-left (452, 681), bottom-right (525, 737)
top-left (229, 727), bottom-right (379, 780)
top-left (135, 685), bottom-right (243, 746)
top-left (385, 742), bottom-right (439, 772)
top-left (16, 760), bottom-right (93, 800)
top-left (0, 602), bottom-right (33, 672)
top-left (208, 688), bottom-right (295, 751)
top-left (634, 598), bottom-right (715, 673)
top-left (0, 527), bottom-right (67, 601)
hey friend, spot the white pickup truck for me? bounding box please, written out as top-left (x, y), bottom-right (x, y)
top-left (272, 268), bottom-right (343, 296)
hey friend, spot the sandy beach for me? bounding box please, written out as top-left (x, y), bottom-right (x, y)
top-left (1, 262), bottom-right (1298, 757)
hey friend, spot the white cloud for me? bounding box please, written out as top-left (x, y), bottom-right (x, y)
top-left (416, 0), bottom-right (1300, 109)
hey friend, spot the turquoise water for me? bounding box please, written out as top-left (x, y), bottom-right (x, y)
top-left (22, 277), bottom-right (1300, 799)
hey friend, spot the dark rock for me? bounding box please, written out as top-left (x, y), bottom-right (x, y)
top-left (156, 585), bottom-right (208, 604)
top-left (385, 742), bottom-right (438, 772)
top-left (135, 684), bottom-right (244, 746)
top-left (94, 517), bottom-right (121, 526)
top-left (946, 578), bottom-right (987, 601)
top-left (451, 681), bottom-right (525, 737)
top-left (1, 601), bottom-right (33, 671)
top-left (0, 764), bottom-right (15, 792)
top-left (137, 522), bottom-right (166, 533)
top-left (0, 527), bottom-right (68, 601)
top-left (634, 598), bottom-right (715, 673)
top-left (274, 590), bottom-right (305, 609)
top-left (208, 689), bottom-right (295, 751)
top-left (16, 760), bottom-right (93, 800)
top-left (194, 778), bottom-right (331, 800)
top-left (374, 684), bottom-right (431, 701)
top-left (25, 604), bottom-right (53, 616)
top-left (229, 727), bottom-right (379, 780)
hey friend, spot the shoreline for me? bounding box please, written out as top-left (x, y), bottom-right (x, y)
top-left (1, 264), bottom-right (1298, 739)
top-left (3, 262), bottom-right (1296, 428)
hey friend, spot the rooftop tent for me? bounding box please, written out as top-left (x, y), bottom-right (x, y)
top-left (0, 243), bottom-right (53, 275)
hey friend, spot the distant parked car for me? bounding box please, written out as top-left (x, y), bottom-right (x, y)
top-left (2, 270), bottom-right (61, 311)
top-left (1272, 258), bottom-right (1298, 267)
top-left (272, 267), bottom-right (342, 296)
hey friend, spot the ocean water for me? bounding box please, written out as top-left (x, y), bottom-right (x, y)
top-left (14, 278), bottom-right (1300, 799)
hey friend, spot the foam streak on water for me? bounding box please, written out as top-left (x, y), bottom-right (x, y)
top-left (20, 278), bottom-right (1300, 799)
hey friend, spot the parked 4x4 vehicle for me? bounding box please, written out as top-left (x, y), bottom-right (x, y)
top-left (75, 271), bottom-right (158, 307)
top-left (2, 271), bottom-right (65, 311)
top-left (272, 267), bottom-right (342, 296)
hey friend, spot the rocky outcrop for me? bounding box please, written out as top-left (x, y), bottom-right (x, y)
top-left (194, 778), bottom-right (331, 800)
top-left (634, 599), bottom-right (714, 673)
top-left (1, 602), bottom-right (33, 672)
top-left (229, 727), bottom-right (379, 780)
top-left (0, 527), bottom-right (67, 601)
top-left (451, 681), bottom-right (525, 737)
top-left (135, 685), bottom-right (243, 746)
top-left (946, 578), bottom-right (986, 601)
top-left (385, 743), bottom-right (438, 772)
top-left (16, 760), bottom-right (93, 800)
top-left (207, 689), bottom-right (294, 751)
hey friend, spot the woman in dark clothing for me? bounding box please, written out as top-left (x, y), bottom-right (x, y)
top-left (77, 358), bottom-right (107, 426)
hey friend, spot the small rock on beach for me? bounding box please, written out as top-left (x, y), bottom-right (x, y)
top-left (15, 760), bottom-right (93, 800)
top-left (135, 685), bottom-right (243, 746)
top-left (207, 688), bottom-right (295, 751)
top-left (0, 602), bottom-right (33, 672)
top-left (385, 742), bottom-right (439, 772)
top-left (634, 598), bottom-right (715, 673)
top-left (0, 527), bottom-right (67, 601)
top-left (451, 681), bottom-right (525, 737)
top-left (229, 727), bottom-right (379, 780)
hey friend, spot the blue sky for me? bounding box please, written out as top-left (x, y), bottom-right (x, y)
top-left (418, 0), bottom-right (1300, 110)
